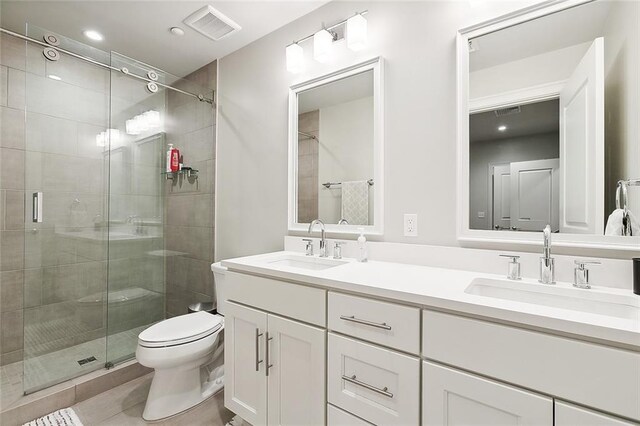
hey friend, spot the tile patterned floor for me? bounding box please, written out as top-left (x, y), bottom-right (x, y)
top-left (1, 325), bottom-right (147, 411)
top-left (72, 373), bottom-right (235, 425)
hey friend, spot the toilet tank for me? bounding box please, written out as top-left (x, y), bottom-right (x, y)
top-left (211, 262), bottom-right (227, 315)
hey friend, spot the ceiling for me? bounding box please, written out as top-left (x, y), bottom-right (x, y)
top-left (470, 99), bottom-right (559, 143)
top-left (1, 1), bottom-right (328, 77)
top-left (470, 0), bottom-right (612, 71)
top-left (299, 70), bottom-right (373, 113)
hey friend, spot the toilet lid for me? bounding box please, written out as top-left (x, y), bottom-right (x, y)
top-left (138, 311), bottom-right (223, 348)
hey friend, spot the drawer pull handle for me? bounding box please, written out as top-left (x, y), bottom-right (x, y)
top-left (255, 328), bottom-right (263, 371)
top-left (342, 374), bottom-right (394, 398)
top-left (339, 315), bottom-right (392, 330)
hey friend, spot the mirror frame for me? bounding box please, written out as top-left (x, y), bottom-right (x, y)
top-left (456, 0), bottom-right (640, 252)
top-left (288, 57), bottom-right (384, 235)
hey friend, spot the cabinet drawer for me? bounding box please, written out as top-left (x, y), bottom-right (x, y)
top-left (328, 292), bottom-right (420, 354)
top-left (327, 404), bottom-right (373, 426)
top-left (224, 271), bottom-right (326, 326)
top-left (422, 310), bottom-right (640, 421)
top-left (555, 401), bottom-right (639, 426)
top-left (328, 333), bottom-right (420, 425)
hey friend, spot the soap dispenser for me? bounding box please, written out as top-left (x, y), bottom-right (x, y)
top-left (357, 228), bottom-right (368, 263)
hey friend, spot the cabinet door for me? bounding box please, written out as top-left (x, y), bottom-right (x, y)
top-left (555, 401), bottom-right (638, 426)
top-left (225, 301), bottom-right (268, 426)
top-left (423, 361), bottom-right (552, 426)
top-left (267, 314), bottom-right (325, 426)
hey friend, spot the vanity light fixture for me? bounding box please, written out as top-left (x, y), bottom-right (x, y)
top-left (346, 13), bottom-right (367, 51)
top-left (313, 29), bottom-right (334, 63)
top-left (96, 128), bottom-right (119, 147)
top-left (126, 110), bottom-right (162, 135)
top-left (285, 10), bottom-right (368, 73)
top-left (286, 42), bottom-right (304, 74)
top-left (498, 125), bottom-right (507, 132)
top-left (83, 30), bottom-right (103, 41)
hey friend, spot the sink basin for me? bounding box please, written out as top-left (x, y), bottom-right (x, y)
top-left (466, 278), bottom-right (640, 320)
top-left (267, 254), bottom-right (347, 271)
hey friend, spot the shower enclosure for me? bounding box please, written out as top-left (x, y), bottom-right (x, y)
top-left (0, 24), bottom-right (214, 399)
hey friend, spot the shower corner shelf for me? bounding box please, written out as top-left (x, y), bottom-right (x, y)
top-left (162, 169), bottom-right (199, 180)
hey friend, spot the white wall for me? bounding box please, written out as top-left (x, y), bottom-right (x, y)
top-left (469, 132), bottom-right (559, 230)
top-left (318, 96), bottom-right (374, 224)
top-left (216, 0), bottom-right (554, 261)
top-left (602, 0), bottom-right (640, 217)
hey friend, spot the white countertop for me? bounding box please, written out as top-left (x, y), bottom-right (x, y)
top-left (222, 251), bottom-right (640, 349)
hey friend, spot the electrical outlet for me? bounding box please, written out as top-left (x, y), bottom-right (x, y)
top-left (404, 214), bottom-right (418, 236)
top-left (478, 211), bottom-right (485, 218)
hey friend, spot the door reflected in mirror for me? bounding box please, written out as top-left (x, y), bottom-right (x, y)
top-left (467, 0), bottom-right (640, 236)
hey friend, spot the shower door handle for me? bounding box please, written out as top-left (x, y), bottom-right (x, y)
top-left (32, 192), bottom-right (43, 223)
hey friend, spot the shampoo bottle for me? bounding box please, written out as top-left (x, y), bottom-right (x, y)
top-left (166, 144), bottom-right (174, 173)
top-left (170, 146), bottom-right (180, 172)
top-left (357, 228), bottom-right (368, 263)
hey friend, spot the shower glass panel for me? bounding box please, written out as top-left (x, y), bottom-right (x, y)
top-left (105, 53), bottom-right (167, 364)
top-left (105, 54), bottom-right (214, 364)
top-left (23, 25), bottom-right (110, 393)
top-left (18, 24), bottom-right (214, 393)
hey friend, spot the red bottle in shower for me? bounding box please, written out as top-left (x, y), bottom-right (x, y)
top-left (170, 146), bottom-right (180, 172)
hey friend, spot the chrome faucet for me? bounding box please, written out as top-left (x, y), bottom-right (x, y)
top-left (308, 219), bottom-right (328, 257)
top-left (539, 225), bottom-right (555, 284)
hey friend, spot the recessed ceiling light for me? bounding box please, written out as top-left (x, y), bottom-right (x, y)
top-left (170, 27), bottom-right (185, 36)
top-left (83, 30), bottom-right (103, 41)
top-left (47, 74), bottom-right (62, 81)
top-left (498, 125), bottom-right (507, 132)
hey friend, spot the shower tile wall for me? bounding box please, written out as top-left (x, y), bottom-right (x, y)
top-left (164, 61), bottom-right (217, 317)
top-left (0, 32), bottom-right (109, 376)
top-left (1, 33), bottom-right (29, 367)
top-left (297, 110), bottom-right (319, 223)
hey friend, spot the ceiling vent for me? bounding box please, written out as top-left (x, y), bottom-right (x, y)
top-left (183, 5), bottom-right (241, 41)
top-left (494, 106), bottom-right (521, 117)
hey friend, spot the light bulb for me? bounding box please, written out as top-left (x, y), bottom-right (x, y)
top-left (135, 114), bottom-right (149, 132)
top-left (143, 110), bottom-right (161, 128)
top-left (126, 119), bottom-right (140, 135)
top-left (286, 43), bottom-right (304, 74)
top-left (346, 13), bottom-right (367, 51)
top-left (313, 29), bottom-right (333, 63)
top-left (96, 132), bottom-right (106, 147)
top-left (107, 129), bottom-right (120, 146)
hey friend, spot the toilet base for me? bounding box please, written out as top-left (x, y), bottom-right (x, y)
top-left (142, 363), bottom-right (224, 421)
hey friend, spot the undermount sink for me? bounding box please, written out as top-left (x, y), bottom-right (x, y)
top-left (267, 254), bottom-right (347, 271)
top-left (466, 278), bottom-right (640, 320)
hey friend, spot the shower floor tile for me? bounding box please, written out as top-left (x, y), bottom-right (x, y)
top-left (1, 325), bottom-right (147, 412)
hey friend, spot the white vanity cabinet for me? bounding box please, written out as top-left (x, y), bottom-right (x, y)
top-left (422, 361), bottom-right (553, 426)
top-left (555, 401), bottom-right (639, 426)
top-left (224, 300), bottom-right (326, 426)
top-left (327, 291), bottom-right (421, 425)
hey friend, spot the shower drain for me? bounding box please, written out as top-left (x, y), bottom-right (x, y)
top-left (77, 356), bottom-right (97, 366)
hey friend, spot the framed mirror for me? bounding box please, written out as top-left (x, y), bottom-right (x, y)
top-left (288, 57), bottom-right (384, 234)
top-left (457, 0), bottom-right (640, 250)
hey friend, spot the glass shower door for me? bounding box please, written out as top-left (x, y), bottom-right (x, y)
top-left (22, 26), bottom-right (110, 393)
top-left (105, 53), bottom-right (167, 364)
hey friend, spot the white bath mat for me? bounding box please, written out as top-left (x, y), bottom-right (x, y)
top-left (23, 407), bottom-right (84, 426)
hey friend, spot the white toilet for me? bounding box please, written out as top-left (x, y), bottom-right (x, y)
top-left (136, 311), bottom-right (224, 421)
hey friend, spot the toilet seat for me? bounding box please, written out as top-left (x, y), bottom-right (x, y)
top-left (138, 311), bottom-right (223, 348)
